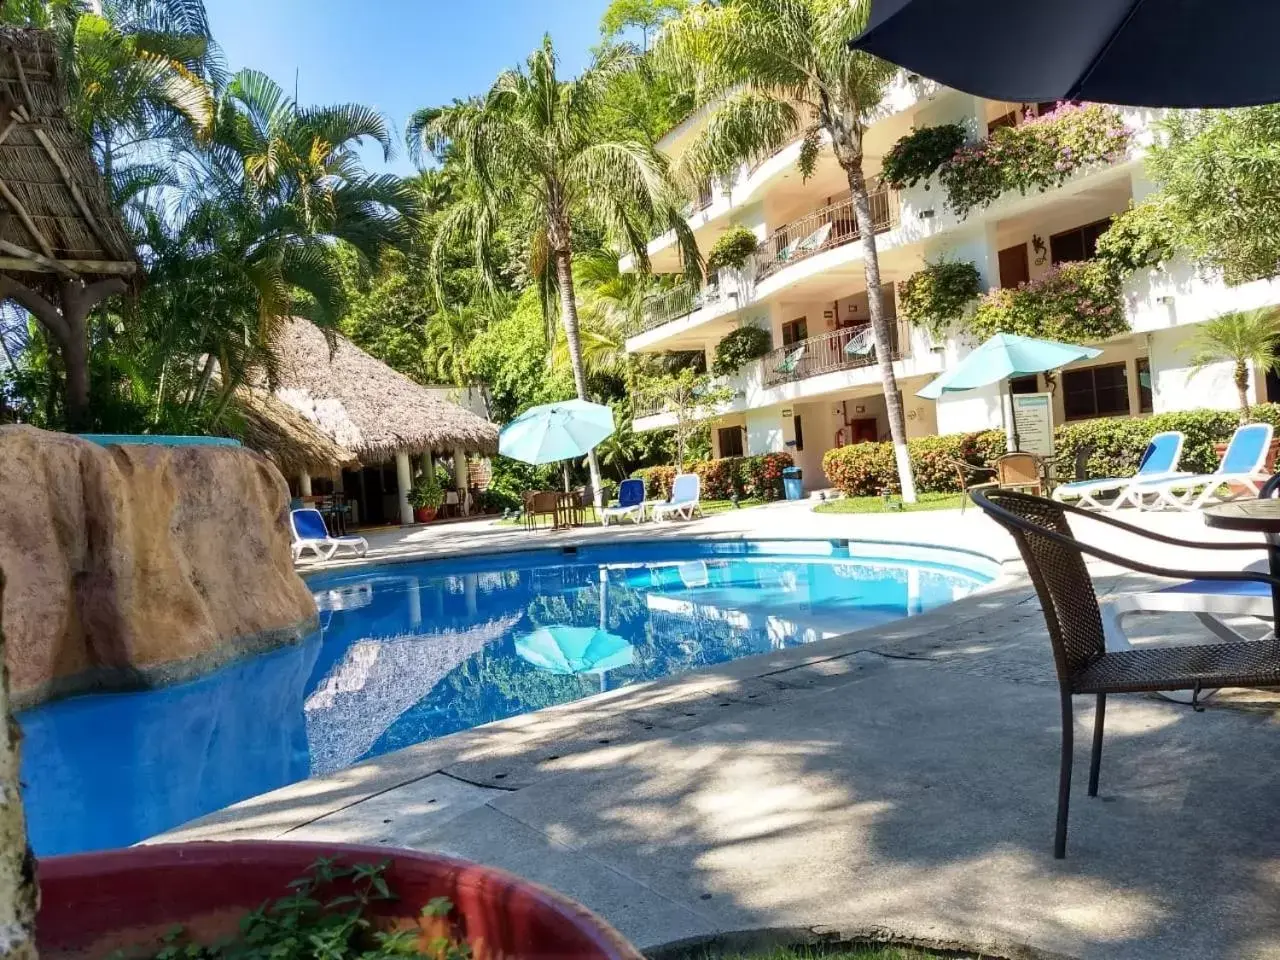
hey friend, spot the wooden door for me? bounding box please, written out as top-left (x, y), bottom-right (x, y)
top-left (850, 418), bottom-right (878, 443)
top-left (998, 244), bottom-right (1030, 288)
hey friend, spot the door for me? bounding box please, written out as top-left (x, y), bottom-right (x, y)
top-left (998, 243), bottom-right (1030, 288)
top-left (850, 418), bottom-right (878, 443)
top-left (781, 317), bottom-right (808, 346)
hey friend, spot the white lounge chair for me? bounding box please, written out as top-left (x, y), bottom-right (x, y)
top-left (843, 326), bottom-right (875, 358)
top-left (601, 478), bottom-right (646, 525)
top-left (291, 508), bottom-right (368, 562)
top-left (1130, 422), bottom-right (1273, 510)
top-left (651, 473), bottom-right (702, 521)
top-left (1052, 430), bottom-right (1185, 511)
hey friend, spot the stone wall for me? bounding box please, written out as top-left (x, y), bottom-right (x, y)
top-left (0, 426), bottom-right (318, 708)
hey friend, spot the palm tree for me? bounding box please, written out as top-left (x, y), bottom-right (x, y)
top-left (409, 37), bottom-right (698, 504)
top-left (656, 0), bottom-right (918, 500)
top-left (1186, 308), bottom-right (1280, 421)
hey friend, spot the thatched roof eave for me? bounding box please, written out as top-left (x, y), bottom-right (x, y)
top-left (231, 386), bottom-right (359, 475)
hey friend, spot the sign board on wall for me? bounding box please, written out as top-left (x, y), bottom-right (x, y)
top-left (1012, 392), bottom-right (1054, 457)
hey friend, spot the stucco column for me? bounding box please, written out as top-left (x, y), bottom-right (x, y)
top-left (420, 451), bottom-right (434, 480)
top-left (297, 471), bottom-right (312, 496)
top-left (453, 445), bottom-right (469, 514)
top-left (395, 450), bottom-right (414, 525)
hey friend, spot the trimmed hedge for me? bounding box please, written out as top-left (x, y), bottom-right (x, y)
top-left (631, 452), bottom-right (794, 502)
top-left (1054, 405), bottom-right (1280, 480)
top-left (821, 406), bottom-right (1280, 498)
top-left (823, 430), bottom-right (1007, 497)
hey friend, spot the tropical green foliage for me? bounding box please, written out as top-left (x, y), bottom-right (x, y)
top-left (1183, 308), bottom-right (1280, 420)
top-left (879, 123), bottom-right (966, 190)
top-left (967, 260), bottom-right (1127, 344)
top-left (1145, 106), bottom-right (1280, 284)
top-left (639, 366), bottom-right (735, 469)
top-left (409, 471), bottom-right (446, 510)
top-left (711, 325), bottom-right (771, 375)
top-left (705, 225), bottom-right (760, 273)
top-left (1093, 200), bottom-right (1177, 281)
top-left (937, 104), bottom-right (1131, 217)
top-left (822, 430), bottom-right (1006, 497)
top-left (898, 260), bottom-right (982, 339)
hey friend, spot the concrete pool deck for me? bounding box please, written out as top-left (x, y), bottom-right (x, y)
top-left (158, 502), bottom-right (1280, 960)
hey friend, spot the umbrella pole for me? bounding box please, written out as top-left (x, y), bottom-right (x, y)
top-left (1002, 380), bottom-right (1022, 452)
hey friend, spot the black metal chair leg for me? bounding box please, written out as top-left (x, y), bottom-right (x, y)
top-left (1088, 693), bottom-right (1106, 798)
top-left (1055, 689), bottom-right (1074, 859)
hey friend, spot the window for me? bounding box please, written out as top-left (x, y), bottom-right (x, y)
top-left (717, 426), bottom-right (744, 458)
top-left (998, 244), bottom-right (1030, 288)
top-left (792, 415), bottom-right (804, 452)
top-left (1063, 363), bottom-right (1130, 420)
top-left (1050, 218), bottom-right (1113, 265)
top-left (1136, 357), bottom-right (1153, 413)
top-left (782, 317), bottom-right (808, 346)
top-left (1010, 375), bottom-right (1040, 394)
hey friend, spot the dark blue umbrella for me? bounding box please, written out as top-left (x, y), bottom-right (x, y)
top-left (850, 0), bottom-right (1280, 109)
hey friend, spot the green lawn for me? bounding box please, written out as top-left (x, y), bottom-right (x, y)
top-left (813, 492), bottom-right (967, 515)
top-left (492, 497), bottom-right (770, 528)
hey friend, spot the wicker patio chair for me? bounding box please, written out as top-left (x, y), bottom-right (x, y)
top-left (971, 487), bottom-right (1280, 858)
top-left (941, 456), bottom-right (996, 515)
top-left (523, 491), bottom-right (560, 531)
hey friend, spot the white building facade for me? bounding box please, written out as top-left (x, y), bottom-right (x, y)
top-left (625, 79), bottom-right (1280, 491)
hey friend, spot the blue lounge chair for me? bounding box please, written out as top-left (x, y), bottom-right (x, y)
top-left (651, 473), bottom-right (702, 521)
top-left (291, 508), bottom-right (368, 562)
top-left (1131, 422), bottom-right (1273, 510)
top-left (1052, 430), bottom-right (1185, 510)
top-left (602, 478), bottom-right (646, 525)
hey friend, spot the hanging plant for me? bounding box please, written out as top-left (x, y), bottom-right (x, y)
top-left (1093, 200), bottom-right (1177, 282)
top-left (879, 123), bottom-right (967, 190)
top-left (711, 325), bottom-right (772, 376)
top-left (967, 260), bottom-right (1128, 344)
top-left (705, 226), bottom-right (760, 273)
top-left (899, 260), bottom-right (982, 338)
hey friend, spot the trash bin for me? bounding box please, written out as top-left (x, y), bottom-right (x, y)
top-left (782, 466), bottom-right (804, 501)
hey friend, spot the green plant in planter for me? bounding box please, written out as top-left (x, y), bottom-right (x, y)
top-left (968, 259), bottom-right (1128, 344)
top-left (899, 260), bottom-right (982, 339)
top-left (711, 325), bottom-right (772, 375)
top-left (409, 472), bottom-right (446, 510)
top-left (879, 123), bottom-right (967, 190)
top-left (1094, 199), bottom-right (1177, 282)
top-left (705, 225), bottom-right (759, 273)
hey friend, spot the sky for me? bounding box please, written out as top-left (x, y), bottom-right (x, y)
top-left (204, 0), bottom-right (615, 175)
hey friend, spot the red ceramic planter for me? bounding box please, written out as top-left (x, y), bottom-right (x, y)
top-left (37, 842), bottom-right (642, 960)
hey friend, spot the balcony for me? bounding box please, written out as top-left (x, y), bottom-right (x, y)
top-left (762, 321), bottom-right (908, 389)
top-left (752, 188), bottom-right (898, 283)
top-left (632, 279), bottom-right (735, 336)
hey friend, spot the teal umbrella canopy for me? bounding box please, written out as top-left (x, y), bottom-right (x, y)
top-left (499, 399), bottom-right (615, 465)
top-left (515, 626), bottom-right (634, 675)
top-left (917, 333), bottom-right (1101, 399)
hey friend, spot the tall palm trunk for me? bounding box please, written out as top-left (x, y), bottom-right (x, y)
top-left (833, 126), bottom-right (917, 503)
top-left (554, 248), bottom-right (604, 506)
top-left (1236, 359), bottom-right (1251, 422)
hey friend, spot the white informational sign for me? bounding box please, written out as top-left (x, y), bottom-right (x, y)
top-left (1011, 392), bottom-right (1054, 457)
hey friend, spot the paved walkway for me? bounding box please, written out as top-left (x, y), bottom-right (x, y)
top-left (162, 502), bottom-right (1280, 960)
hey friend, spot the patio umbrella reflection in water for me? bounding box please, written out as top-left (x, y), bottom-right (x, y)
top-left (515, 626), bottom-right (634, 692)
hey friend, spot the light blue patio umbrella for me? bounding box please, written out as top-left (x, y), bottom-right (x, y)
top-left (515, 626), bottom-right (634, 691)
top-left (499, 399), bottom-right (615, 465)
top-left (917, 333), bottom-right (1101, 451)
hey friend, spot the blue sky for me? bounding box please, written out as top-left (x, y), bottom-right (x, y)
top-left (204, 0), bottom-right (614, 175)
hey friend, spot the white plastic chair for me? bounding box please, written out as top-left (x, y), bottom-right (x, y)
top-left (651, 474), bottom-right (702, 521)
top-left (291, 508), bottom-right (368, 562)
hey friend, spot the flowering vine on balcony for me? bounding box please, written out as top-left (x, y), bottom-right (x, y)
top-left (883, 104), bottom-right (1132, 219)
top-left (967, 259), bottom-right (1129, 345)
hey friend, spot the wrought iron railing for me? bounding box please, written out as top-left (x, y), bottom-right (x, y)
top-left (631, 281), bottom-right (734, 336)
top-left (752, 189), bottom-right (898, 282)
top-left (761, 320), bottom-right (909, 389)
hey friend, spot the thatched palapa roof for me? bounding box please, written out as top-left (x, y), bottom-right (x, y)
top-left (272, 317), bottom-right (499, 463)
top-left (231, 386), bottom-right (359, 475)
top-left (0, 28), bottom-right (136, 287)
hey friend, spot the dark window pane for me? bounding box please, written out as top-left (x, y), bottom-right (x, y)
top-left (1063, 363), bottom-right (1129, 420)
top-left (717, 427), bottom-right (743, 458)
top-left (1010, 375), bottom-right (1039, 394)
top-left (1050, 229), bottom-right (1086, 265)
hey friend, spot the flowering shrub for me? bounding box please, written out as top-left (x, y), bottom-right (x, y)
top-left (705, 226), bottom-right (760, 273)
top-left (899, 260), bottom-right (983, 338)
top-left (634, 452), bottom-right (794, 501)
top-left (1093, 200), bottom-right (1177, 281)
top-left (967, 260), bottom-right (1128, 344)
top-left (938, 103), bottom-right (1131, 217)
top-left (822, 430), bottom-right (1006, 497)
top-left (879, 123), bottom-right (967, 190)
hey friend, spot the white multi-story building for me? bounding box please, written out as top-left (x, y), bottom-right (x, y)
top-left (625, 78), bottom-right (1280, 491)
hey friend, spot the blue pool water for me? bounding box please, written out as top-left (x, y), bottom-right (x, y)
top-left (18, 539), bottom-right (992, 857)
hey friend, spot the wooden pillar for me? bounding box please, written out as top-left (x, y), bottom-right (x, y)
top-left (395, 451), bottom-right (414, 525)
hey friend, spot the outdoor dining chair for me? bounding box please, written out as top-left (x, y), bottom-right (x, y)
top-left (522, 491), bottom-right (560, 531)
top-left (971, 487), bottom-right (1280, 858)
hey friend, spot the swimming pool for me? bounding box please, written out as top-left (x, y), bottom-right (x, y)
top-left (18, 539), bottom-right (993, 856)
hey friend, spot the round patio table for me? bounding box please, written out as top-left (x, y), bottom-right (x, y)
top-left (1202, 499), bottom-right (1280, 623)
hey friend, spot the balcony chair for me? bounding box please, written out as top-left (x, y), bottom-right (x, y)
top-left (843, 326), bottom-right (875, 358)
top-left (971, 488), bottom-right (1280, 858)
top-left (774, 344), bottom-right (806, 380)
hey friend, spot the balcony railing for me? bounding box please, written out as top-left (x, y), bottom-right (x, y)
top-left (752, 189), bottom-right (898, 282)
top-left (762, 321), bottom-right (908, 389)
top-left (632, 281), bottom-right (732, 336)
